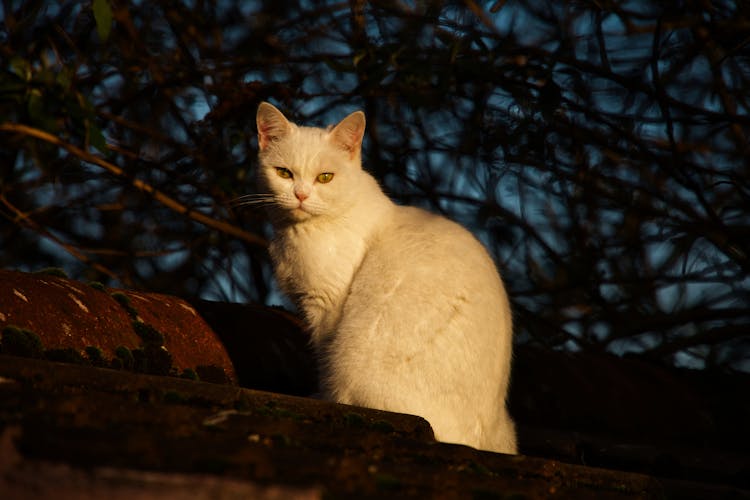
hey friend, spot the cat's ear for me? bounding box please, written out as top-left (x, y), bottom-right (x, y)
top-left (330, 111), bottom-right (366, 159)
top-left (257, 102), bottom-right (292, 150)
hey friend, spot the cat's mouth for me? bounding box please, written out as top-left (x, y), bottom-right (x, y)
top-left (289, 202), bottom-right (314, 219)
top-left (279, 197), bottom-right (319, 220)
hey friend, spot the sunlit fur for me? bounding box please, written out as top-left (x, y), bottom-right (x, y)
top-left (254, 102), bottom-right (517, 454)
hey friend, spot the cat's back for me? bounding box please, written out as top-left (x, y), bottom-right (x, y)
top-left (369, 204), bottom-right (502, 286)
top-left (341, 203), bottom-right (510, 339)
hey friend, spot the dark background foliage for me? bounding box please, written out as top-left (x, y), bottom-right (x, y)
top-left (1, 0), bottom-right (748, 372)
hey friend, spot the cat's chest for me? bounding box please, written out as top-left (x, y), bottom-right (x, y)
top-left (270, 224), bottom-right (367, 307)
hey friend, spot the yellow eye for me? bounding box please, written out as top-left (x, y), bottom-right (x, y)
top-left (316, 172), bottom-right (334, 183)
top-left (275, 167), bottom-right (292, 179)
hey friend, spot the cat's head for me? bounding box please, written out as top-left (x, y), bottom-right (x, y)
top-left (255, 102), bottom-right (366, 223)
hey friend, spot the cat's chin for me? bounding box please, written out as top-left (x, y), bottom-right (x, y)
top-left (286, 207), bottom-right (315, 221)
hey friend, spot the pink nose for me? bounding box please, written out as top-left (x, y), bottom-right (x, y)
top-left (295, 191), bottom-right (309, 202)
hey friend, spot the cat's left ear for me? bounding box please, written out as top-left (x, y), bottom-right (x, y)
top-left (330, 111), bottom-right (366, 160)
top-left (257, 102), bottom-right (292, 150)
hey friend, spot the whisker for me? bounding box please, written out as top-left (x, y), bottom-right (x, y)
top-left (230, 193), bottom-right (269, 202)
top-left (231, 201), bottom-right (273, 208)
top-left (229, 194), bottom-right (277, 208)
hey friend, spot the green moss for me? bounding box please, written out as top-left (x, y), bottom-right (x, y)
top-left (180, 368), bottom-right (199, 381)
top-left (371, 420), bottom-right (395, 433)
top-left (132, 348), bottom-right (146, 372)
top-left (254, 401), bottom-right (304, 421)
top-left (33, 267), bottom-right (68, 278)
top-left (233, 396), bottom-right (251, 411)
top-left (88, 281), bottom-right (106, 291)
top-left (85, 346), bottom-right (107, 367)
top-left (114, 345), bottom-right (135, 370)
top-left (195, 365), bottom-right (229, 384)
top-left (343, 412), bottom-right (366, 428)
top-left (111, 291), bottom-right (130, 306)
top-left (111, 292), bottom-right (138, 317)
top-left (132, 321), bottom-right (165, 346)
top-left (132, 344), bottom-right (173, 376)
top-left (464, 460), bottom-right (492, 476)
top-left (45, 347), bottom-right (85, 364)
top-left (147, 344), bottom-right (173, 376)
top-left (1, 325), bottom-right (44, 359)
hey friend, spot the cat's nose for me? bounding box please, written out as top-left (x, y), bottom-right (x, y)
top-left (294, 190), bottom-right (309, 202)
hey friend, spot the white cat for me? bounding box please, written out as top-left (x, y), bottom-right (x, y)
top-left (251, 102), bottom-right (517, 454)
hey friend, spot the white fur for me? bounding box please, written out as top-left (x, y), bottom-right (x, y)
top-left (255, 102), bottom-right (517, 453)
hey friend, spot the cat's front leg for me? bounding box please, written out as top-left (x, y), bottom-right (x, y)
top-left (298, 294), bottom-right (341, 344)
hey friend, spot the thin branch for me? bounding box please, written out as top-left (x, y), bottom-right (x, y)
top-left (0, 194), bottom-right (125, 284)
top-left (0, 123), bottom-right (267, 249)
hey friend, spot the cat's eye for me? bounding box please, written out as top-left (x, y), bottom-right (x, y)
top-left (275, 167), bottom-right (293, 179)
top-left (316, 172), bottom-right (334, 184)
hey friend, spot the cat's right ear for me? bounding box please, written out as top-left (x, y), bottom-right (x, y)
top-left (257, 102), bottom-right (291, 150)
top-left (330, 111), bottom-right (366, 160)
